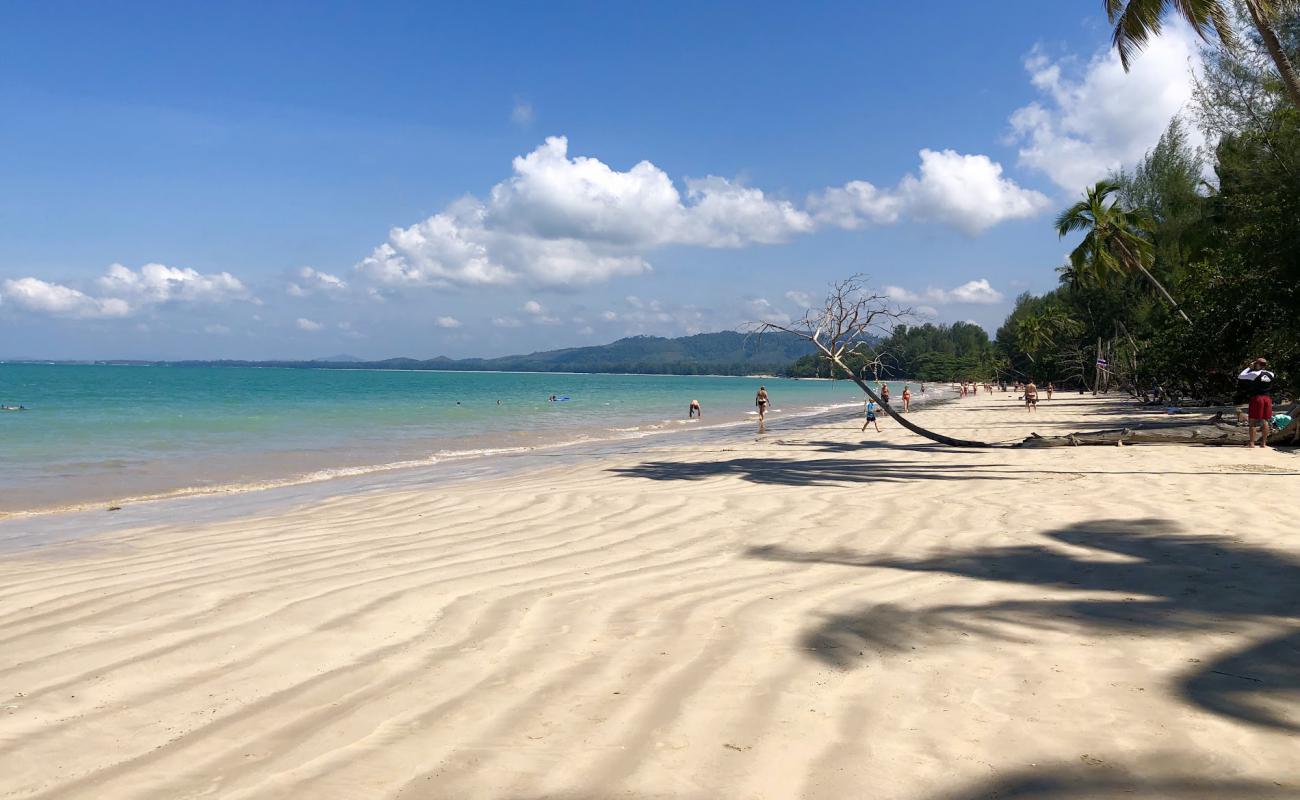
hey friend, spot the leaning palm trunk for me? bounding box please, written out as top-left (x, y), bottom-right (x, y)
top-left (1113, 237), bottom-right (1193, 323)
top-left (838, 360), bottom-right (991, 448)
top-left (1245, 0), bottom-right (1300, 109)
top-left (755, 275), bottom-right (993, 449)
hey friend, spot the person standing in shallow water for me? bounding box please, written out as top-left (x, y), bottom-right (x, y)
top-left (688, 399), bottom-right (701, 419)
top-left (754, 386), bottom-right (769, 432)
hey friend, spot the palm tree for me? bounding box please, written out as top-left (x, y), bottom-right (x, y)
top-left (1055, 180), bottom-right (1192, 323)
top-left (1106, 0), bottom-right (1300, 110)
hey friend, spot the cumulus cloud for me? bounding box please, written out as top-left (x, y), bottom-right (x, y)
top-left (296, 317), bottom-right (323, 332)
top-left (748, 297), bottom-right (791, 325)
top-left (522, 300), bottom-right (543, 314)
top-left (2, 262), bottom-right (251, 320)
top-left (1007, 25), bottom-right (1200, 191)
top-left (435, 316), bottom-right (462, 328)
top-left (810, 149), bottom-right (1050, 235)
top-left (97, 262), bottom-right (249, 304)
top-left (287, 267), bottom-right (347, 296)
top-left (2, 277), bottom-right (131, 319)
top-left (357, 136), bottom-right (1040, 294)
top-left (884, 279), bottom-right (1004, 305)
top-left (784, 290), bottom-right (813, 308)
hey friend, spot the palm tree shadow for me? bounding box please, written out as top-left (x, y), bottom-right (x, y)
top-left (927, 763), bottom-right (1299, 799)
top-left (747, 518), bottom-right (1300, 732)
top-left (608, 457), bottom-right (1010, 487)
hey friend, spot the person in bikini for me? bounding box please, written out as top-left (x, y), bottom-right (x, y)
top-left (901, 385), bottom-right (912, 413)
top-left (755, 386), bottom-right (770, 431)
top-left (1024, 379), bottom-right (1038, 412)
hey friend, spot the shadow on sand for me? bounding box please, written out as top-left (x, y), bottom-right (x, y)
top-left (927, 764), bottom-right (1299, 799)
top-left (607, 456), bottom-right (1012, 487)
top-left (748, 518), bottom-right (1300, 733)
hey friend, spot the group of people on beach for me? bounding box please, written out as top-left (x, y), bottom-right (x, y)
top-left (699, 359), bottom-right (1288, 444)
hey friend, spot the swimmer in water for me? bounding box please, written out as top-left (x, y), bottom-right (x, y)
top-left (689, 399), bottom-right (701, 418)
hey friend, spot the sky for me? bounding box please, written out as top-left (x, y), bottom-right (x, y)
top-left (0, 2), bottom-right (1205, 360)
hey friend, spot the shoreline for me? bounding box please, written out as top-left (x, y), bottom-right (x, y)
top-left (0, 380), bottom-right (953, 527)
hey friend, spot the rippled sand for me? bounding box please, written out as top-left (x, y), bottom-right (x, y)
top-left (1, 393), bottom-right (1297, 799)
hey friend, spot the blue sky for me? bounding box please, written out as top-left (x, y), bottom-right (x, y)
top-left (0, 2), bottom-right (1202, 359)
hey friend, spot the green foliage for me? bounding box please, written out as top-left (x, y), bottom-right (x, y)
top-left (989, 11), bottom-right (1299, 403)
top-left (785, 322), bottom-right (996, 381)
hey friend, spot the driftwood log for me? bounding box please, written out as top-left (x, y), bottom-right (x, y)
top-left (1018, 414), bottom-right (1299, 448)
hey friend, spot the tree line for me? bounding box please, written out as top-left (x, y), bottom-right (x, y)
top-left (785, 4), bottom-right (1298, 403)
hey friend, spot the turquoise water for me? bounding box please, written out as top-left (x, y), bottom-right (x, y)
top-left (0, 364), bottom-right (910, 514)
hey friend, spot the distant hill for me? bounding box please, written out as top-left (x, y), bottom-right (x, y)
top-left (313, 354), bottom-right (364, 363)
top-left (161, 331), bottom-right (817, 376)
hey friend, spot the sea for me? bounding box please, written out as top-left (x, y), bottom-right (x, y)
top-left (0, 364), bottom-right (930, 519)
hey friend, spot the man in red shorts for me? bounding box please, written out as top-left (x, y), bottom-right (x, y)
top-left (1237, 358), bottom-right (1275, 449)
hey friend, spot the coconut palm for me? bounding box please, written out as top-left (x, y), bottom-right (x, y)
top-left (1055, 180), bottom-right (1192, 323)
top-left (1106, 0), bottom-right (1300, 109)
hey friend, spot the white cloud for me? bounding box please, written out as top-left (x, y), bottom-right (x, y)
top-left (915, 305), bottom-right (940, 318)
top-left (807, 181), bottom-right (903, 228)
top-left (884, 278), bottom-right (1004, 305)
top-left (1008, 26), bottom-right (1200, 190)
top-left (296, 317), bottom-right (323, 332)
top-left (98, 262), bottom-right (249, 304)
top-left (204, 324), bottom-right (231, 335)
top-left (748, 297), bottom-right (791, 325)
top-left (357, 137), bottom-right (1037, 294)
top-left (492, 316), bottom-right (523, 328)
top-left (576, 325), bottom-right (595, 336)
top-left (435, 316), bottom-right (462, 328)
top-left (511, 98), bottom-right (534, 126)
top-left (601, 310), bottom-right (618, 321)
top-left (784, 290), bottom-right (813, 307)
top-left (896, 150), bottom-right (1051, 234)
top-left (811, 150), bottom-right (1050, 235)
top-left (287, 266), bottom-right (347, 296)
top-left (2, 262), bottom-right (254, 321)
top-left (2, 277), bottom-right (131, 319)
top-left (522, 300), bottom-right (543, 314)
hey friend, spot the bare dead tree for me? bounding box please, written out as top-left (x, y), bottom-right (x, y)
top-left (754, 275), bottom-right (993, 448)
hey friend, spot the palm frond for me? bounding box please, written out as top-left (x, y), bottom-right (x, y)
top-left (1111, 0), bottom-right (1168, 71)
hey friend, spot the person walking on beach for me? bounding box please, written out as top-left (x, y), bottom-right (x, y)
top-left (1024, 379), bottom-right (1039, 412)
top-left (862, 398), bottom-right (881, 432)
top-left (901, 385), bottom-right (912, 413)
top-left (1238, 358), bottom-right (1275, 448)
top-left (879, 382), bottom-right (891, 407)
top-left (688, 399), bottom-right (701, 419)
top-left (755, 386), bottom-right (770, 432)
top-left (1046, 382), bottom-right (1054, 401)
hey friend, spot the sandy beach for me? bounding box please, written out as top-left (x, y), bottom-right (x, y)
top-left (1, 392), bottom-right (1297, 799)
